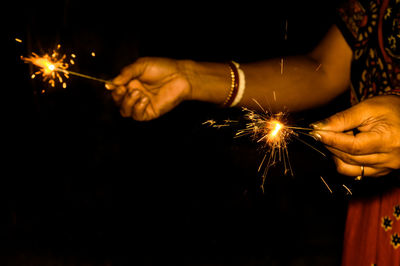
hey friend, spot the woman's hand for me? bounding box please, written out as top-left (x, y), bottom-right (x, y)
top-left (311, 95), bottom-right (400, 177)
top-left (108, 57), bottom-right (192, 121)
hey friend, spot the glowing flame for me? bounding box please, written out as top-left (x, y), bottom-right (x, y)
top-left (234, 108), bottom-right (295, 191)
top-left (21, 45), bottom-right (74, 90)
top-left (203, 101), bottom-right (327, 193)
top-left (269, 120), bottom-right (283, 138)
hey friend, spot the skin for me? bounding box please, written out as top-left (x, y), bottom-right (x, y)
top-left (108, 25), bottom-right (400, 179)
top-left (311, 95), bottom-right (400, 177)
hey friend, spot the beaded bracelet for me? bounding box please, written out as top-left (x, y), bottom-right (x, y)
top-left (231, 61), bottom-right (245, 107)
top-left (221, 61), bottom-right (239, 108)
top-left (221, 61), bottom-right (246, 108)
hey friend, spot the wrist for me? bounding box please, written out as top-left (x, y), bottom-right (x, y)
top-left (178, 60), bottom-right (231, 104)
top-left (176, 59), bottom-right (195, 101)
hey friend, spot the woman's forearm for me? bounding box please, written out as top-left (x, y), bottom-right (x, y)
top-left (184, 56), bottom-right (347, 112)
top-left (184, 26), bottom-right (352, 112)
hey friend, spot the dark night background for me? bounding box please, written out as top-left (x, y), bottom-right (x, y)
top-left (3, 1), bottom-right (356, 265)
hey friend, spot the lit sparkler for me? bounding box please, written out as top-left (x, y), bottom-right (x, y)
top-left (21, 44), bottom-right (115, 91)
top-left (235, 106), bottom-right (295, 192)
top-left (21, 45), bottom-right (71, 89)
top-left (204, 100), bottom-right (327, 192)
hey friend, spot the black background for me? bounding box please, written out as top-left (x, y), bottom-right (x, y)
top-left (4, 1), bottom-right (354, 265)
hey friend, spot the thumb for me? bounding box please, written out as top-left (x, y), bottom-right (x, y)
top-left (311, 104), bottom-right (365, 132)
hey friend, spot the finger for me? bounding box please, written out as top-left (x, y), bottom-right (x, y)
top-left (113, 58), bottom-right (147, 86)
top-left (111, 86), bottom-right (128, 106)
top-left (311, 103), bottom-right (368, 132)
top-left (326, 146), bottom-right (387, 167)
top-left (332, 156), bottom-right (390, 177)
top-left (127, 79), bottom-right (146, 94)
top-left (120, 90), bottom-right (142, 117)
top-left (132, 97), bottom-right (150, 121)
top-left (105, 82), bottom-right (116, 91)
top-left (314, 130), bottom-right (383, 155)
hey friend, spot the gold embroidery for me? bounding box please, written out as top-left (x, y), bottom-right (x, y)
top-left (382, 216), bottom-right (393, 231)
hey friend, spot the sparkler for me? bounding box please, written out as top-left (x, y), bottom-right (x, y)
top-left (204, 100), bottom-right (328, 192)
top-left (21, 45), bottom-right (71, 89)
top-left (21, 44), bottom-right (115, 91)
top-left (235, 107), bottom-right (294, 191)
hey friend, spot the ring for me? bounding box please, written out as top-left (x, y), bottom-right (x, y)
top-left (355, 165), bottom-right (364, 181)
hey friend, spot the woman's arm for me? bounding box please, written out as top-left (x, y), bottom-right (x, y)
top-left (187, 25), bottom-right (353, 111)
top-left (110, 25), bottom-right (353, 120)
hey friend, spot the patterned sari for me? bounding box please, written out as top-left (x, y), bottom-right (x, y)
top-left (337, 0), bottom-right (400, 264)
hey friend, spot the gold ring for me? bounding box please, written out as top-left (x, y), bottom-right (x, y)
top-left (355, 165), bottom-right (364, 181)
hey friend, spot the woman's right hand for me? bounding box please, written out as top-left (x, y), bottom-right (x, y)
top-left (108, 57), bottom-right (192, 121)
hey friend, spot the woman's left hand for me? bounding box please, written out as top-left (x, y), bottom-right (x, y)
top-left (311, 95), bottom-right (400, 177)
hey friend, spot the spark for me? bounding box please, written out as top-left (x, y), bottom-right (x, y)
top-left (203, 119), bottom-right (236, 129)
top-left (15, 38), bottom-right (22, 43)
top-left (320, 176), bottom-right (333, 194)
top-left (284, 19), bottom-right (288, 41)
top-left (234, 105), bottom-right (294, 191)
top-left (91, 52), bottom-right (96, 57)
top-left (204, 100), bottom-right (328, 192)
top-left (342, 184), bottom-right (352, 195)
top-left (21, 45), bottom-right (115, 90)
top-left (21, 45), bottom-right (71, 89)
top-left (270, 121), bottom-right (282, 138)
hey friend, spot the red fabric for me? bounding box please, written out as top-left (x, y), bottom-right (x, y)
top-left (337, 1), bottom-right (400, 264)
top-left (341, 187), bottom-right (400, 265)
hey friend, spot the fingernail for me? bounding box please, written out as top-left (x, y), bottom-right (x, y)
top-left (105, 83), bottom-right (113, 90)
top-left (310, 131), bottom-right (322, 141)
top-left (139, 97), bottom-right (148, 105)
top-left (310, 120), bottom-right (326, 129)
top-left (130, 90), bottom-right (140, 97)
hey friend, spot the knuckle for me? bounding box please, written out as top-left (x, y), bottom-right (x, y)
top-left (333, 157), bottom-right (353, 176)
top-left (120, 109), bottom-right (127, 118)
top-left (128, 80), bottom-right (141, 90)
top-left (136, 57), bottom-right (149, 64)
top-left (350, 140), bottom-right (362, 155)
top-left (330, 111), bottom-right (346, 127)
top-left (132, 111), bottom-right (144, 121)
top-left (336, 163), bottom-right (347, 175)
top-left (389, 158), bottom-right (400, 170)
top-left (372, 170), bottom-right (391, 177)
top-left (333, 157), bottom-right (345, 174)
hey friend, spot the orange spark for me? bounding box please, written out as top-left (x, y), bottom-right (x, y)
top-left (320, 176), bottom-right (333, 194)
top-left (269, 121), bottom-right (283, 139)
top-left (234, 106), bottom-right (295, 191)
top-left (203, 99), bottom-right (327, 193)
top-left (21, 46), bottom-right (75, 89)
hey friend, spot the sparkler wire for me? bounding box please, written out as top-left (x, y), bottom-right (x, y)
top-left (56, 68), bottom-right (116, 86)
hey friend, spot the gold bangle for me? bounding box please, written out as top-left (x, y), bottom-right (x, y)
top-left (221, 61), bottom-right (239, 108)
